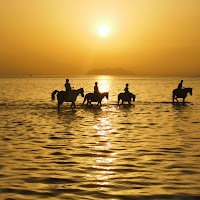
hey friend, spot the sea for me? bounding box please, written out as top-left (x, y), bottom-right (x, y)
top-left (0, 75), bottom-right (200, 200)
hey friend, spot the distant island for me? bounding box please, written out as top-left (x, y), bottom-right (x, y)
top-left (87, 68), bottom-right (135, 75)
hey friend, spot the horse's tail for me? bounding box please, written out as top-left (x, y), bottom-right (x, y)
top-left (172, 90), bottom-right (175, 102)
top-left (118, 94), bottom-right (120, 105)
top-left (52, 90), bottom-right (59, 101)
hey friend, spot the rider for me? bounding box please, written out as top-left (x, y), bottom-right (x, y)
top-left (177, 80), bottom-right (183, 90)
top-left (94, 82), bottom-right (100, 99)
top-left (124, 83), bottom-right (130, 94)
top-left (65, 79), bottom-right (71, 93)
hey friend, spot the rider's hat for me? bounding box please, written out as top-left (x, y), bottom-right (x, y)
top-left (95, 82), bottom-right (98, 85)
top-left (66, 79), bottom-right (69, 82)
top-left (126, 83), bottom-right (129, 86)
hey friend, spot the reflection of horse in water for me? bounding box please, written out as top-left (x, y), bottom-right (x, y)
top-left (82, 92), bottom-right (109, 106)
top-left (52, 88), bottom-right (84, 109)
top-left (172, 88), bottom-right (192, 103)
top-left (118, 93), bottom-right (136, 105)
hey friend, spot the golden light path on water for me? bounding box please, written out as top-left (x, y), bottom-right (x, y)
top-left (92, 116), bottom-right (117, 190)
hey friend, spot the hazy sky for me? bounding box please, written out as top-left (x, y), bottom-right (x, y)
top-left (0, 0), bottom-right (199, 76)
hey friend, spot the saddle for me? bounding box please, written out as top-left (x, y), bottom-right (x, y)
top-left (65, 91), bottom-right (72, 100)
top-left (93, 93), bottom-right (99, 101)
top-left (124, 92), bottom-right (131, 100)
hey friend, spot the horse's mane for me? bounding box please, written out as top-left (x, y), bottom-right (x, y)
top-left (71, 88), bottom-right (83, 92)
top-left (101, 92), bottom-right (109, 97)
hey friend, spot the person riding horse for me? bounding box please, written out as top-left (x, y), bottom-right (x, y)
top-left (118, 84), bottom-right (135, 105)
top-left (173, 80), bottom-right (192, 103)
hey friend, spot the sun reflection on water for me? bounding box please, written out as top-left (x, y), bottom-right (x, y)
top-left (91, 116), bottom-right (117, 189)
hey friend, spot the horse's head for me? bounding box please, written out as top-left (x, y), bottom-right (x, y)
top-left (185, 88), bottom-right (193, 96)
top-left (131, 93), bottom-right (136, 102)
top-left (80, 88), bottom-right (84, 97)
top-left (104, 92), bottom-right (109, 100)
top-left (189, 88), bottom-right (193, 96)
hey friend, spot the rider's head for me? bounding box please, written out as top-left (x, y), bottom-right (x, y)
top-left (181, 80), bottom-right (183, 82)
top-left (66, 79), bottom-right (69, 82)
top-left (95, 82), bottom-right (98, 85)
top-left (126, 83), bottom-right (129, 86)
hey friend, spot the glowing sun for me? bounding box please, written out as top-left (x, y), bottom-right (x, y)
top-left (98, 25), bottom-right (110, 37)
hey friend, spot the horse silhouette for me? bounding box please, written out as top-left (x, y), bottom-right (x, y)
top-left (118, 93), bottom-right (136, 105)
top-left (172, 88), bottom-right (192, 103)
top-left (52, 88), bottom-right (84, 109)
top-left (82, 92), bottom-right (109, 106)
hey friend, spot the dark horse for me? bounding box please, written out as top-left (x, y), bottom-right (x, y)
top-left (52, 88), bottom-right (84, 109)
top-left (172, 88), bottom-right (192, 103)
top-left (82, 92), bottom-right (109, 106)
top-left (118, 92), bottom-right (136, 105)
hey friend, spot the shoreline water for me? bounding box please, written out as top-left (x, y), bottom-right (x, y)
top-left (0, 76), bottom-right (200, 200)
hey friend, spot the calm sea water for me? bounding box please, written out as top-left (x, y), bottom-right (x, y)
top-left (0, 76), bottom-right (200, 200)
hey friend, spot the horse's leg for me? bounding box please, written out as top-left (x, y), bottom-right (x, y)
top-left (82, 96), bottom-right (86, 105)
top-left (58, 100), bottom-right (63, 110)
top-left (118, 97), bottom-right (120, 105)
top-left (183, 98), bottom-right (185, 103)
top-left (71, 101), bottom-right (75, 108)
top-left (122, 100), bottom-right (124, 105)
top-left (58, 101), bottom-right (60, 110)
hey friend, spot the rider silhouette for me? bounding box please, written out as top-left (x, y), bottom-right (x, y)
top-left (124, 83), bottom-right (129, 94)
top-left (94, 82), bottom-right (99, 94)
top-left (177, 80), bottom-right (183, 90)
top-left (94, 82), bottom-right (100, 99)
top-left (65, 79), bottom-right (71, 92)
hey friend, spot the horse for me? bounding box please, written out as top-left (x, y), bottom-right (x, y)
top-left (172, 88), bottom-right (192, 103)
top-left (118, 92), bottom-right (136, 105)
top-left (82, 92), bottom-right (109, 106)
top-left (52, 88), bottom-right (84, 109)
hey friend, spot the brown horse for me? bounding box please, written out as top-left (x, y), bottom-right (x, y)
top-left (82, 92), bottom-right (109, 106)
top-left (172, 88), bottom-right (192, 103)
top-left (52, 88), bottom-right (84, 109)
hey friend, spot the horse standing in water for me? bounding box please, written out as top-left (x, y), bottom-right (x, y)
top-left (172, 88), bottom-right (192, 103)
top-left (52, 88), bottom-right (84, 109)
top-left (82, 92), bottom-right (109, 106)
top-left (118, 93), bottom-right (136, 105)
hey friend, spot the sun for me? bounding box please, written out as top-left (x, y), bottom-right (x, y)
top-left (98, 25), bottom-right (110, 37)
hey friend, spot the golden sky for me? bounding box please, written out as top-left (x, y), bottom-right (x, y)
top-left (0, 0), bottom-right (199, 76)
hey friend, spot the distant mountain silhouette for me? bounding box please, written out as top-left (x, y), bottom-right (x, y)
top-left (87, 68), bottom-right (135, 75)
